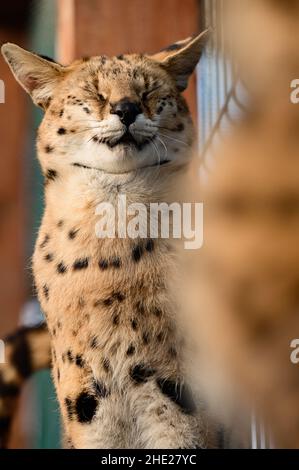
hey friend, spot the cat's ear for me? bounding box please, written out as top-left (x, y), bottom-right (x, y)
top-left (152, 30), bottom-right (210, 91)
top-left (1, 43), bottom-right (64, 108)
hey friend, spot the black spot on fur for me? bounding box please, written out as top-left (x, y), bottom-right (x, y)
top-left (103, 297), bottom-right (113, 307)
top-left (75, 354), bottom-right (85, 368)
top-left (10, 333), bottom-right (32, 379)
top-left (57, 127), bottom-right (66, 135)
top-left (90, 336), bottom-right (98, 349)
top-left (83, 107), bottom-right (90, 114)
top-left (130, 364), bottom-right (156, 384)
top-left (145, 239), bottom-right (154, 252)
top-left (46, 169), bottom-right (57, 181)
top-left (117, 54), bottom-right (124, 60)
top-left (156, 379), bottom-right (196, 415)
top-left (176, 123), bottom-right (184, 132)
top-left (68, 228), bottom-right (79, 240)
top-left (112, 314), bottom-right (119, 326)
top-left (65, 397), bottom-right (74, 420)
top-left (126, 344), bottom-right (135, 356)
top-left (135, 301), bottom-right (145, 315)
top-left (94, 380), bottom-right (110, 398)
top-left (157, 106), bottom-right (163, 114)
top-left (142, 332), bottom-right (150, 345)
top-left (99, 259), bottom-right (108, 270)
top-left (169, 347), bottom-right (177, 358)
top-left (73, 258), bottom-right (89, 270)
top-left (67, 350), bottom-right (74, 363)
top-left (59, 109), bottom-right (64, 117)
top-left (57, 220), bottom-right (64, 228)
top-left (44, 253), bottom-right (54, 262)
top-left (57, 262), bottom-right (67, 274)
top-left (102, 358), bottom-right (110, 372)
top-left (157, 332), bottom-right (164, 342)
top-left (39, 234), bottom-right (50, 249)
top-left (114, 292), bottom-right (125, 302)
top-left (153, 307), bottom-right (162, 318)
top-left (45, 145), bottom-right (54, 153)
top-left (132, 244), bottom-right (143, 262)
top-left (75, 392), bottom-right (98, 423)
top-left (57, 369), bottom-right (60, 382)
top-left (43, 284), bottom-right (49, 300)
top-left (131, 319), bottom-right (138, 330)
top-left (111, 257), bottom-right (121, 268)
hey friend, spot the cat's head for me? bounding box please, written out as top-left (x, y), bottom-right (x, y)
top-left (1, 32), bottom-right (207, 177)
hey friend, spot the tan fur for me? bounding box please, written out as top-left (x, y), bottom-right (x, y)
top-left (1, 32), bottom-right (210, 448)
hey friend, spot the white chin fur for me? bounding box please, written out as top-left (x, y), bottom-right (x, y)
top-left (71, 140), bottom-right (166, 174)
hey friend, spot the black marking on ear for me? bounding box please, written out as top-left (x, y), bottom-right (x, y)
top-left (68, 228), bottom-right (79, 240)
top-left (126, 344), bottom-right (135, 356)
top-left (73, 258), bottom-right (89, 270)
top-left (75, 392), bottom-right (98, 423)
top-left (44, 253), bottom-right (54, 262)
top-left (45, 145), bottom-right (54, 153)
top-left (10, 332), bottom-right (32, 379)
top-left (145, 239), bottom-right (154, 252)
top-left (75, 354), bottom-right (85, 368)
top-left (39, 234), bottom-right (50, 249)
top-left (43, 284), bottom-right (49, 301)
top-left (156, 379), bottom-right (196, 415)
top-left (57, 262), bottom-right (67, 274)
top-left (132, 244), bottom-right (143, 262)
top-left (160, 43), bottom-right (182, 53)
top-left (57, 127), bottom-right (66, 135)
top-left (38, 54), bottom-right (59, 64)
top-left (46, 169), bottom-right (58, 181)
top-left (64, 397), bottom-right (74, 420)
top-left (130, 364), bottom-right (156, 384)
top-left (99, 259), bottom-right (108, 270)
top-left (93, 380), bottom-right (110, 398)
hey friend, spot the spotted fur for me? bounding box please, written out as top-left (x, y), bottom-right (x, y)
top-left (1, 31), bottom-right (210, 449)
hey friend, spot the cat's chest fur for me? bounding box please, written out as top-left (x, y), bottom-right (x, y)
top-left (32, 173), bottom-right (183, 387)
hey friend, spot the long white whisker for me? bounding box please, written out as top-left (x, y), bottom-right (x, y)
top-left (158, 132), bottom-right (189, 147)
top-left (156, 136), bottom-right (168, 160)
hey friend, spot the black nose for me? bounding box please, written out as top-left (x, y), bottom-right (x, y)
top-left (111, 100), bottom-right (141, 127)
